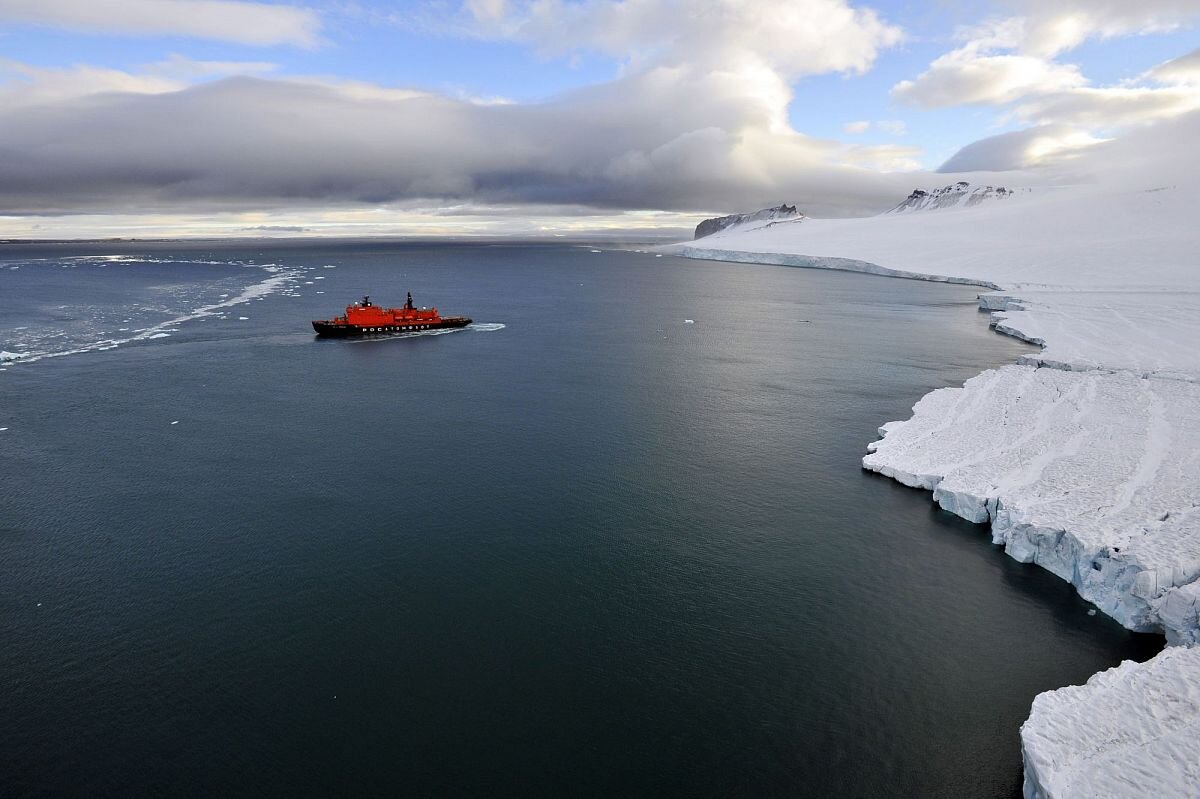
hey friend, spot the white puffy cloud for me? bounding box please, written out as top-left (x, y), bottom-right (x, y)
top-left (1010, 0), bottom-right (1200, 57)
top-left (462, 0), bottom-right (903, 80)
top-left (1076, 106), bottom-right (1200, 187)
top-left (898, 1), bottom-right (1200, 171)
top-left (149, 53), bottom-right (279, 80)
top-left (0, 0), bottom-right (321, 46)
top-left (938, 125), bottom-right (1104, 172)
top-left (836, 142), bottom-right (923, 171)
top-left (1016, 85), bottom-right (1200, 129)
top-left (0, 56), bottom-right (278, 107)
top-left (895, 0), bottom-right (1200, 109)
top-left (842, 119), bottom-right (908, 136)
top-left (1148, 48), bottom-right (1200, 85)
top-left (0, 59), bottom-right (185, 105)
top-left (893, 51), bottom-right (1085, 108)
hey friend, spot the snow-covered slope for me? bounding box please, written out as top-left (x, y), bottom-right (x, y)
top-left (693, 204), bottom-right (803, 239)
top-left (887, 181), bottom-right (1019, 213)
top-left (671, 183), bottom-right (1200, 378)
top-left (662, 177), bottom-right (1200, 797)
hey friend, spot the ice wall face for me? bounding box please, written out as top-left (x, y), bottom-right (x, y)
top-left (863, 366), bottom-right (1200, 640)
top-left (1021, 646), bottom-right (1200, 799)
top-left (693, 204), bottom-right (802, 239)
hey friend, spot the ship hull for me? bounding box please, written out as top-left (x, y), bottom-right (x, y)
top-left (312, 316), bottom-right (472, 338)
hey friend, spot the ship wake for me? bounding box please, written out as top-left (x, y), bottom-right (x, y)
top-left (343, 321), bottom-right (505, 345)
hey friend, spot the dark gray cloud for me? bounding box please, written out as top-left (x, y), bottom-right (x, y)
top-left (0, 67), bottom-right (925, 218)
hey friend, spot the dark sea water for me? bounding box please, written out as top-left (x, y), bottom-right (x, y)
top-left (0, 241), bottom-right (1161, 797)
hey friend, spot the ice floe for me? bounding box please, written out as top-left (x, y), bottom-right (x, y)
top-left (2, 260), bottom-right (309, 364)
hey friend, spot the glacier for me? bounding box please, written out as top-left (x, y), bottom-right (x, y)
top-left (662, 178), bottom-right (1200, 797)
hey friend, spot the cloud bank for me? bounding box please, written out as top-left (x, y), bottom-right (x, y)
top-left (0, 0), bottom-right (923, 219)
top-left (0, 69), bottom-right (919, 218)
top-left (0, 0), bottom-right (321, 46)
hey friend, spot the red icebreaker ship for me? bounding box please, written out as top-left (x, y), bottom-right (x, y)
top-left (312, 293), bottom-right (471, 338)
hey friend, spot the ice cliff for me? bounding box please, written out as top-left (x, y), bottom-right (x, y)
top-left (693, 204), bottom-right (802, 239)
top-left (864, 366), bottom-right (1200, 641)
top-left (662, 176), bottom-right (1200, 797)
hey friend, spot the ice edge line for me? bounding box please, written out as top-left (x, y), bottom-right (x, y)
top-left (666, 245), bottom-right (1198, 645)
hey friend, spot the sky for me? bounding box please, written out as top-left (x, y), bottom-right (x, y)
top-left (0, 0), bottom-right (1197, 238)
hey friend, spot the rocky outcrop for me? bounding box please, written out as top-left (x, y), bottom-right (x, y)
top-left (694, 204), bottom-right (801, 239)
top-left (887, 182), bottom-right (1015, 213)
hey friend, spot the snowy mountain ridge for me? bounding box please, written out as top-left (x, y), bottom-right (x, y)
top-left (886, 181), bottom-right (1020, 213)
top-left (693, 204), bottom-right (803, 239)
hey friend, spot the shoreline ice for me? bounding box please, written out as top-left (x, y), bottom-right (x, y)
top-left (663, 181), bottom-right (1199, 797)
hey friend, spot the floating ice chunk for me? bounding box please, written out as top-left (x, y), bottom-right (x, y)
top-left (314, 276), bottom-right (325, 280)
top-left (322, 265), bottom-right (337, 268)
top-left (238, 316), bottom-right (249, 320)
top-left (590, 249), bottom-right (601, 253)
top-left (0, 427), bottom-right (8, 431)
top-left (170, 420), bottom-right (179, 425)
top-left (684, 319), bottom-right (695, 324)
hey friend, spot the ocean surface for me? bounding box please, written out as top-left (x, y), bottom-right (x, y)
top-left (0, 241), bottom-right (1161, 797)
